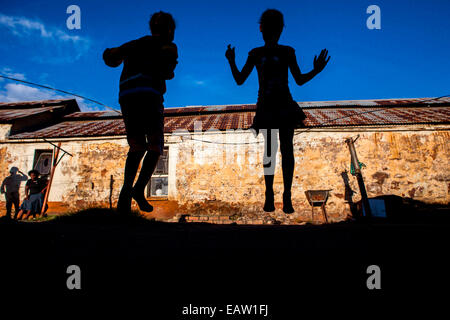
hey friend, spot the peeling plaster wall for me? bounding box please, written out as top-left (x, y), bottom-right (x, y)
top-left (1, 126), bottom-right (449, 223)
top-left (172, 127), bottom-right (450, 222)
top-left (0, 138), bottom-right (129, 208)
top-left (0, 124), bottom-right (11, 141)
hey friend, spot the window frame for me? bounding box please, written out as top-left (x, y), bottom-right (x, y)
top-left (32, 149), bottom-right (53, 177)
top-left (146, 147), bottom-right (169, 199)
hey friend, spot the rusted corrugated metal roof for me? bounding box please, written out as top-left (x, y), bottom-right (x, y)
top-left (0, 99), bottom-right (80, 124)
top-left (8, 107), bottom-right (449, 139)
top-left (4, 97), bottom-right (450, 139)
top-left (8, 112), bottom-right (256, 138)
top-left (7, 119), bottom-right (126, 138)
top-left (0, 105), bottom-right (67, 122)
top-left (0, 98), bottom-right (73, 108)
top-left (302, 107), bottom-right (450, 127)
top-left (297, 97), bottom-right (450, 108)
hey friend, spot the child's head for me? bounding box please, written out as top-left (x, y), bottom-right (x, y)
top-left (259, 9), bottom-right (284, 44)
top-left (28, 170), bottom-right (40, 180)
top-left (149, 11), bottom-right (176, 42)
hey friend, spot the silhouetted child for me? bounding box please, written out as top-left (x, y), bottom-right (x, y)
top-left (103, 11), bottom-right (178, 213)
top-left (226, 9), bottom-right (330, 213)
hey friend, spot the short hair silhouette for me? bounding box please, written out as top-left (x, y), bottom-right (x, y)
top-left (28, 169), bottom-right (40, 176)
top-left (149, 11), bottom-right (176, 36)
top-left (259, 9), bottom-right (284, 42)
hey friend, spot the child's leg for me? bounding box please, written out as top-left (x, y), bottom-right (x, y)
top-left (131, 150), bottom-right (160, 212)
top-left (12, 193), bottom-right (20, 219)
top-left (262, 129), bottom-right (278, 212)
top-left (23, 210), bottom-right (31, 220)
top-left (16, 209), bottom-right (23, 220)
top-left (117, 149), bottom-right (146, 212)
top-left (279, 128), bottom-right (295, 213)
top-left (131, 108), bottom-right (164, 212)
top-left (5, 195), bottom-right (12, 219)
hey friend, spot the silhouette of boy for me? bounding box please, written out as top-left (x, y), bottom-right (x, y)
top-left (103, 11), bottom-right (178, 213)
top-left (1, 167), bottom-right (27, 219)
top-left (226, 9), bottom-right (330, 213)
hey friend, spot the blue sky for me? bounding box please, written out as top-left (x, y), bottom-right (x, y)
top-left (0, 0), bottom-right (449, 111)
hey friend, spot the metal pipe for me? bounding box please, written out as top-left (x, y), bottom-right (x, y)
top-left (345, 137), bottom-right (372, 218)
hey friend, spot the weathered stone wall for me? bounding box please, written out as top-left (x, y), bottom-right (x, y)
top-left (172, 127), bottom-right (449, 223)
top-left (0, 137), bottom-right (129, 209)
top-left (1, 125), bottom-right (449, 224)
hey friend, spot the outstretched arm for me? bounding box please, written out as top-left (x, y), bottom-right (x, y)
top-left (225, 45), bottom-right (254, 85)
top-left (289, 48), bottom-right (330, 86)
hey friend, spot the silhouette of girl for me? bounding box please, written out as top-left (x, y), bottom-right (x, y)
top-left (226, 9), bottom-right (330, 213)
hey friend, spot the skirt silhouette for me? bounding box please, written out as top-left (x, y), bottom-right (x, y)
top-left (250, 94), bottom-right (306, 135)
top-left (20, 193), bottom-right (44, 214)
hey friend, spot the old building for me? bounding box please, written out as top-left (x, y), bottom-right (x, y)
top-left (1, 97), bottom-right (449, 224)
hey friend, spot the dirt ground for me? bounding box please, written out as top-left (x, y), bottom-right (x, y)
top-left (1, 208), bottom-right (449, 316)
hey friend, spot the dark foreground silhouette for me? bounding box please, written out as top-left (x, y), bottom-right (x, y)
top-left (0, 201), bottom-right (449, 314)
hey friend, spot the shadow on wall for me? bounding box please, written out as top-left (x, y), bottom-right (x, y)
top-left (341, 170), bottom-right (358, 217)
top-left (353, 194), bottom-right (450, 223)
top-left (340, 170), bottom-right (449, 223)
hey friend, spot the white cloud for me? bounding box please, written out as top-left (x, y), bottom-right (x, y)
top-left (0, 13), bottom-right (51, 38)
top-left (181, 75), bottom-right (208, 87)
top-left (0, 13), bottom-right (91, 63)
top-left (0, 67), bottom-right (108, 112)
top-left (0, 13), bottom-right (83, 43)
top-left (0, 67), bottom-right (26, 81)
top-left (0, 82), bottom-right (95, 111)
top-left (0, 83), bottom-right (65, 102)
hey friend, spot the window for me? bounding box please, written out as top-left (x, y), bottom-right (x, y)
top-left (147, 148), bottom-right (168, 197)
top-left (33, 150), bottom-right (53, 176)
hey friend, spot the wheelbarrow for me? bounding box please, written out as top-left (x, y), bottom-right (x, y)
top-left (305, 190), bottom-right (332, 223)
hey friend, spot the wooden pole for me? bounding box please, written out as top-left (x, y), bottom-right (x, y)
top-left (41, 142), bottom-right (61, 215)
top-left (109, 175), bottom-right (114, 209)
top-left (345, 137), bottom-right (372, 218)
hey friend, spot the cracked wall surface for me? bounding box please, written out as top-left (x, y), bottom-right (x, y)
top-left (1, 125), bottom-right (449, 223)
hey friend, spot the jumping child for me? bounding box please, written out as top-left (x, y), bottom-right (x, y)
top-left (103, 11), bottom-right (178, 213)
top-left (226, 9), bottom-right (330, 213)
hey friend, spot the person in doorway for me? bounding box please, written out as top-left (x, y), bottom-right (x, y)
top-left (226, 9), bottom-right (330, 213)
top-left (1, 167), bottom-right (28, 219)
top-left (103, 11), bottom-right (178, 213)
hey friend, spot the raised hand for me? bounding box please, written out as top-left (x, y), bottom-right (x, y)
top-left (313, 49), bottom-right (331, 73)
top-left (225, 44), bottom-right (236, 61)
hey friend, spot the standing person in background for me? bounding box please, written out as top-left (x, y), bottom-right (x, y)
top-left (1, 167), bottom-right (27, 219)
top-left (226, 9), bottom-right (330, 214)
top-left (103, 11), bottom-right (178, 214)
top-left (16, 170), bottom-right (48, 220)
